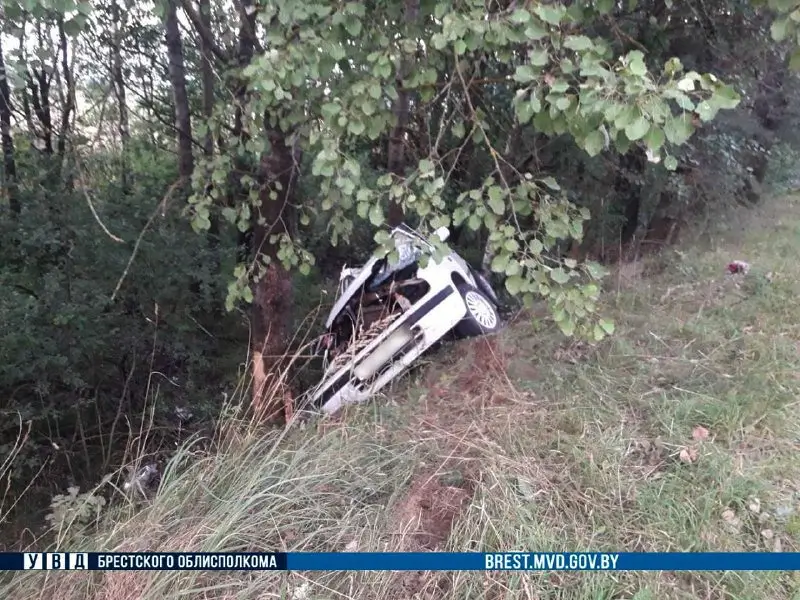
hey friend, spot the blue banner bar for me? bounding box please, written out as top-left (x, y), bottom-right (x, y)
top-left (1, 552), bottom-right (800, 571)
top-left (285, 552), bottom-right (798, 571)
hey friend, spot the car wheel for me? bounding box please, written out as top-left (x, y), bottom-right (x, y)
top-left (470, 268), bottom-right (500, 307)
top-left (455, 284), bottom-right (501, 337)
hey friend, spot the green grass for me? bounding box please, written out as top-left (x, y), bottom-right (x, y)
top-left (3, 196), bottom-right (800, 600)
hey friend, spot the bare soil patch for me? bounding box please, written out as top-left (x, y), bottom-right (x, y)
top-left (388, 470), bottom-right (475, 600)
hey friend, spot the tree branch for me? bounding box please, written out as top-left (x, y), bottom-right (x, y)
top-left (179, 0), bottom-right (228, 62)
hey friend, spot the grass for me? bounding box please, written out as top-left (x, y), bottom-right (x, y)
top-left (3, 195), bottom-right (800, 599)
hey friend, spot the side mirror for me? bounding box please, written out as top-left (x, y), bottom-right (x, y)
top-left (434, 226), bottom-right (450, 242)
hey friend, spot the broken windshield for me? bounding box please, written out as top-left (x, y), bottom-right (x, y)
top-left (368, 238), bottom-right (421, 291)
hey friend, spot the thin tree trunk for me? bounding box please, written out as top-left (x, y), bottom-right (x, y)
top-left (0, 34), bottom-right (19, 214)
top-left (164, 0), bottom-right (194, 180)
top-left (56, 18), bottom-right (75, 180)
top-left (30, 23), bottom-right (53, 156)
top-left (18, 30), bottom-right (35, 137)
top-left (232, 0), bottom-right (255, 266)
top-left (199, 0), bottom-right (215, 159)
top-left (386, 0), bottom-right (419, 227)
top-left (199, 0), bottom-right (222, 307)
top-left (27, 70), bottom-right (52, 155)
top-left (111, 0), bottom-right (130, 192)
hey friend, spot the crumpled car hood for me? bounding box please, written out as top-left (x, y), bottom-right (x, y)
top-left (324, 256), bottom-right (380, 329)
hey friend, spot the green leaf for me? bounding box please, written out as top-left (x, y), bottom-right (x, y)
top-left (491, 252), bottom-right (510, 273)
top-left (368, 203), bottom-right (384, 226)
top-left (663, 155), bottom-right (678, 171)
top-left (348, 120), bottom-right (366, 135)
top-left (321, 102), bottom-right (341, 119)
top-left (525, 22), bottom-right (549, 40)
top-left (505, 275), bottom-right (523, 295)
top-left (596, 0), bottom-right (614, 12)
top-left (629, 57), bottom-right (647, 76)
top-left (771, 17), bottom-right (790, 41)
top-left (625, 116), bottom-right (650, 141)
top-left (541, 176), bottom-right (560, 190)
top-left (585, 261), bottom-right (606, 279)
top-left (242, 286), bottom-right (254, 304)
top-left (514, 65), bottom-right (537, 83)
top-left (510, 9), bottom-right (531, 23)
top-left (663, 57), bottom-right (683, 77)
top-left (530, 48), bottom-right (549, 66)
top-left (345, 17), bottom-right (362, 37)
top-left (663, 115), bottom-right (694, 145)
top-left (550, 268), bottom-right (570, 284)
top-left (361, 100), bottom-right (377, 116)
top-left (672, 92), bottom-right (696, 111)
top-left (593, 324), bottom-right (605, 341)
top-left (487, 186), bottom-right (505, 215)
top-left (791, 48), bottom-right (800, 71)
top-left (710, 84), bottom-right (741, 109)
top-left (644, 126), bottom-right (666, 153)
top-left (534, 4), bottom-right (565, 25)
top-left (419, 158), bottom-right (435, 176)
top-left (599, 318), bottom-right (615, 334)
top-left (695, 100), bottom-right (718, 122)
top-left (564, 35), bottom-right (593, 51)
top-left (558, 317), bottom-right (575, 336)
top-left (516, 98), bottom-right (534, 122)
top-left (583, 129), bottom-right (604, 157)
top-left (221, 207), bottom-right (237, 223)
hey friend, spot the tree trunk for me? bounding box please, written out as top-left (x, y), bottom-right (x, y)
top-left (56, 18), bottom-right (75, 181)
top-left (111, 0), bottom-right (130, 193)
top-left (231, 0), bottom-right (298, 421)
top-left (164, 0), bottom-right (194, 180)
top-left (250, 131), bottom-right (299, 421)
top-left (0, 34), bottom-right (19, 214)
top-left (199, 0), bottom-right (222, 309)
top-left (27, 71), bottom-right (53, 155)
top-left (199, 0), bottom-right (215, 158)
top-left (30, 23), bottom-right (53, 156)
top-left (386, 0), bottom-right (419, 227)
top-left (232, 0), bottom-right (256, 266)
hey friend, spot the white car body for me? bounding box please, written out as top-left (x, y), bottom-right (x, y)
top-left (308, 225), bottom-right (499, 415)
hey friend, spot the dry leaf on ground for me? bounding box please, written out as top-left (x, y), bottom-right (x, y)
top-left (679, 445), bottom-right (699, 463)
top-left (692, 425), bottom-right (710, 441)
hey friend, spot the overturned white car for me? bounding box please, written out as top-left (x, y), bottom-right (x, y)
top-left (308, 224), bottom-right (501, 415)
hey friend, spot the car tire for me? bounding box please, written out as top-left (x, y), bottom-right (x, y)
top-left (470, 268), bottom-right (500, 307)
top-left (454, 284), bottom-right (501, 338)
